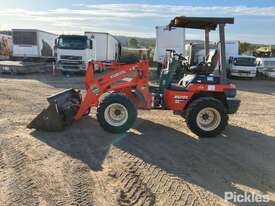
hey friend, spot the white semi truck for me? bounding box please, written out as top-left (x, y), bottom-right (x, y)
top-left (56, 32), bottom-right (121, 73)
top-left (55, 35), bottom-right (93, 72)
top-left (12, 29), bottom-right (57, 60)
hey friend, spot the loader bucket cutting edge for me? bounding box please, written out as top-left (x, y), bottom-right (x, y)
top-left (27, 104), bottom-right (65, 132)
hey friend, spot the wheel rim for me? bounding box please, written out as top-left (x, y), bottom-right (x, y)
top-left (196, 107), bottom-right (221, 132)
top-left (104, 103), bottom-right (128, 127)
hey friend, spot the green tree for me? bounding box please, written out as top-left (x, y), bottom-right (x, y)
top-left (128, 38), bottom-right (139, 48)
top-left (240, 42), bottom-right (251, 54)
top-left (240, 42), bottom-right (258, 55)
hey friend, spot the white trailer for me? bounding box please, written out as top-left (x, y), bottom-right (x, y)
top-left (225, 41), bottom-right (239, 61)
top-left (12, 29), bottom-right (57, 60)
top-left (84, 32), bottom-right (121, 62)
top-left (153, 26), bottom-right (185, 65)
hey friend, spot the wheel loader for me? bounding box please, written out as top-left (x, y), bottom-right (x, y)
top-left (28, 16), bottom-right (240, 137)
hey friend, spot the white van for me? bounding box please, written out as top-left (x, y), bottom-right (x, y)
top-left (229, 56), bottom-right (257, 78)
top-left (256, 57), bottom-right (275, 78)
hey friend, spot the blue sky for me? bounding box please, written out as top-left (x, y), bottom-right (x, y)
top-left (1, 0), bottom-right (275, 44)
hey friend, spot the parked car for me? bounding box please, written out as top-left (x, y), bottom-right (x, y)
top-left (256, 57), bottom-right (275, 78)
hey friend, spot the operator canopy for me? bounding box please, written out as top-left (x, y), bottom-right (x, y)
top-left (169, 16), bottom-right (234, 30)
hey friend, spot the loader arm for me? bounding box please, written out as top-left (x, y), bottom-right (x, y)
top-left (28, 60), bottom-right (151, 132)
top-left (74, 60), bottom-right (151, 120)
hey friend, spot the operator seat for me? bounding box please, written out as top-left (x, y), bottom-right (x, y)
top-left (189, 49), bottom-right (219, 75)
top-left (167, 50), bottom-right (219, 91)
top-left (169, 74), bottom-right (195, 91)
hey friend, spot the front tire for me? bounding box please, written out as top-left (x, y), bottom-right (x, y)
top-left (185, 97), bottom-right (228, 137)
top-left (96, 93), bottom-right (137, 133)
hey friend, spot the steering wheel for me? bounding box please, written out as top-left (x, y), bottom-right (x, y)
top-left (174, 53), bottom-right (187, 61)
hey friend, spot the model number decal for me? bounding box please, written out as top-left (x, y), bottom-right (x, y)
top-left (174, 96), bottom-right (189, 104)
top-left (174, 96), bottom-right (189, 100)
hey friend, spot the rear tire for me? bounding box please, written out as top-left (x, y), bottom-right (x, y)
top-left (185, 97), bottom-right (228, 137)
top-left (96, 93), bottom-right (137, 133)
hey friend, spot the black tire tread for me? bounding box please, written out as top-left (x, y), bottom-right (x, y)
top-left (112, 149), bottom-right (216, 206)
top-left (185, 97), bottom-right (228, 137)
top-left (96, 92), bottom-right (137, 133)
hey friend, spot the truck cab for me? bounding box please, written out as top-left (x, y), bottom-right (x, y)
top-left (56, 35), bottom-right (94, 72)
top-left (229, 56), bottom-right (257, 78)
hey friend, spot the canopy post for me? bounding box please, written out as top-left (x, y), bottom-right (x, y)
top-left (204, 29), bottom-right (210, 59)
top-left (219, 24), bottom-right (227, 84)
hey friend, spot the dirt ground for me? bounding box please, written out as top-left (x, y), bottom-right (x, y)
top-left (0, 72), bottom-right (275, 206)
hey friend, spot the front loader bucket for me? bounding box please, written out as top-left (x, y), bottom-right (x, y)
top-left (27, 89), bottom-right (82, 132)
top-left (27, 104), bottom-right (65, 132)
